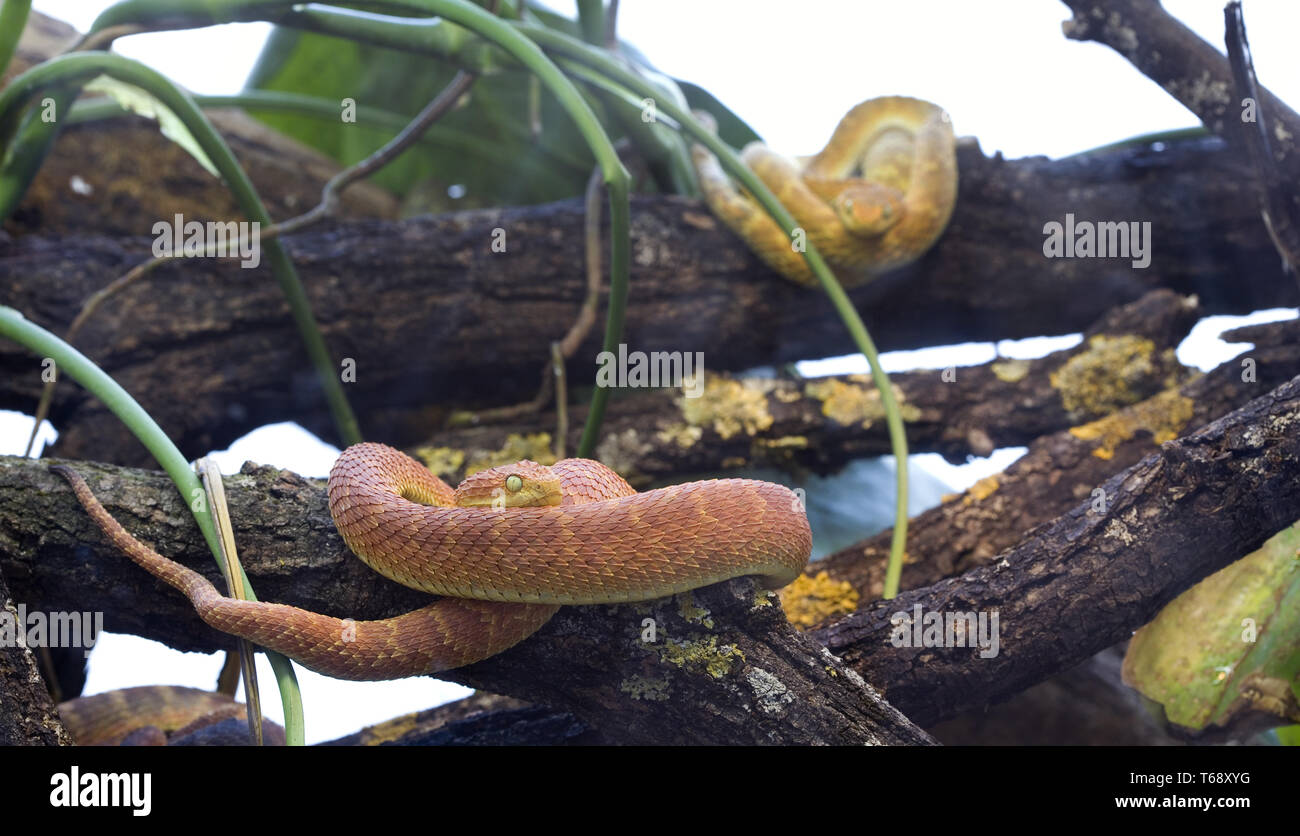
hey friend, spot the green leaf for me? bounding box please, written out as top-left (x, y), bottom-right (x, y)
top-left (677, 79), bottom-right (762, 149)
top-left (1123, 521), bottom-right (1300, 733)
top-left (83, 75), bottom-right (219, 177)
top-left (244, 24), bottom-right (595, 207)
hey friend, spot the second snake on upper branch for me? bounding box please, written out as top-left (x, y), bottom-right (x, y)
top-left (690, 96), bottom-right (958, 287)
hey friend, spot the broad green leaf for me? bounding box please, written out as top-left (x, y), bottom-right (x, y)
top-left (1123, 521), bottom-right (1300, 733)
top-left (84, 75), bottom-right (218, 177)
top-left (677, 80), bottom-right (763, 149)
top-left (242, 11), bottom-right (759, 208)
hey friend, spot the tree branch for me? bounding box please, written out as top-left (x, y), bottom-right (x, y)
top-left (814, 373), bottom-right (1300, 727)
top-left (817, 316), bottom-right (1300, 603)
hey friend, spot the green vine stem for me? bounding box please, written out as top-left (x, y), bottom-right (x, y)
top-left (0, 52), bottom-right (362, 448)
top-left (0, 305), bottom-right (305, 745)
top-left (0, 0), bottom-right (32, 78)
top-left (526, 26), bottom-right (912, 598)
top-left (122, 0), bottom-right (632, 456)
top-left (60, 1), bottom-right (909, 595)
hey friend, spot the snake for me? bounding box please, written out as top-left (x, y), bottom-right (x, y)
top-left (57, 685), bottom-right (284, 745)
top-left (52, 442), bottom-right (811, 681)
top-left (689, 96), bottom-right (958, 287)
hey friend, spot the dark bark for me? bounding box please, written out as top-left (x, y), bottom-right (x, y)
top-left (812, 373), bottom-right (1300, 727)
top-left (1060, 0), bottom-right (1300, 185)
top-left (0, 565), bottom-right (72, 745)
top-left (2, 136), bottom-right (1296, 468)
top-left (2, 12), bottom-right (398, 238)
top-left (6, 371), bottom-right (1298, 741)
top-left (415, 288), bottom-right (1199, 485)
top-left (816, 316), bottom-right (1300, 603)
top-left (1, 455), bottom-right (932, 745)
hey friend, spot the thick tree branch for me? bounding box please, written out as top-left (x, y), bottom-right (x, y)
top-left (1060, 0), bottom-right (1300, 181)
top-left (817, 316), bottom-right (1300, 603)
top-left (3, 137), bottom-right (1295, 468)
top-left (0, 565), bottom-right (72, 745)
top-left (814, 373), bottom-right (1300, 727)
top-left (1, 456), bottom-right (931, 745)
top-left (416, 289), bottom-right (1199, 484)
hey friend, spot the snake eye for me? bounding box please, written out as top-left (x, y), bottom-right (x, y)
top-left (505, 474), bottom-right (523, 493)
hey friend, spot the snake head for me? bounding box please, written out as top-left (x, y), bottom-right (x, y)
top-left (830, 181), bottom-right (905, 237)
top-left (454, 460), bottom-right (563, 509)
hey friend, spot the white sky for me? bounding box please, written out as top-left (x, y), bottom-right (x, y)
top-left (8, 1), bottom-right (1300, 743)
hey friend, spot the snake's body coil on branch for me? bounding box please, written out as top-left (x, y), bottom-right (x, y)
top-left (690, 96), bottom-right (958, 287)
top-left (53, 443), bottom-right (811, 681)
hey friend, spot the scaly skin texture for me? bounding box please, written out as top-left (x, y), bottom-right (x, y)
top-left (690, 96), bottom-right (957, 287)
top-left (51, 443), bottom-right (811, 681)
top-left (57, 685), bottom-right (285, 746)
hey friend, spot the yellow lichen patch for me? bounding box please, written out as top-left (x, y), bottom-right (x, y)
top-left (805, 378), bottom-right (919, 428)
top-left (751, 435), bottom-right (809, 467)
top-left (658, 636), bottom-right (745, 679)
top-left (1068, 387), bottom-right (1196, 460)
top-left (656, 422), bottom-right (702, 449)
top-left (594, 428), bottom-right (651, 480)
top-left (752, 435), bottom-right (809, 450)
top-left (619, 674), bottom-right (670, 701)
top-left (1049, 334), bottom-right (1173, 416)
top-left (777, 571), bottom-right (860, 629)
top-left (341, 711), bottom-right (422, 745)
top-left (676, 592), bottom-right (714, 628)
top-left (963, 475), bottom-right (1000, 504)
top-left (412, 446), bottom-right (465, 480)
top-left (991, 358), bottom-right (1031, 383)
top-left (463, 433), bottom-right (557, 476)
top-left (773, 386), bottom-right (802, 403)
top-left (678, 376), bottom-right (775, 440)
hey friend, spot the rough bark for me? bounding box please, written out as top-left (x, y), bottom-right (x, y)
top-left (0, 565), bottom-right (72, 745)
top-left (1060, 0), bottom-right (1300, 185)
top-left (411, 288), bottom-right (1199, 486)
top-left (2, 12), bottom-right (399, 238)
top-left (812, 373), bottom-right (1300, 727)
top-left (4, 133), bottom-right (1296, 469)
top-left (1, 455), bottom-right (931, 745)
top-left (5, 371), bottom-right (1298, 741)
top-left (816, 316), bottom-right (1300, 603)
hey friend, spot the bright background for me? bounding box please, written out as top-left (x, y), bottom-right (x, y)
top-left (4, 1), bottom-right (1298, 743)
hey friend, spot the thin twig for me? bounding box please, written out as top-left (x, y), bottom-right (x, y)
top-left (604, 0), bottom-right (620, 49)
top-left (552, 341), bottom-right (567, 459)
top-left (448, 163), bottom-right (606, 428)
top-left (1224, 1), bottom-right (1300, 278)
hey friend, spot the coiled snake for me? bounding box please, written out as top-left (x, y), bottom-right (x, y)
top-left (690, 96), bottom-right (957, 286)
top-left (53, 443), bottom-right (811, 681)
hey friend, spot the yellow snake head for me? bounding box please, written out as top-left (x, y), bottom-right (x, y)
top-left (825, 180), bottom-right (905, 238)
top-left (452, 460), bottom-right (563, 509)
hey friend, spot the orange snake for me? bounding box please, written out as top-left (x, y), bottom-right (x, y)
top-left (690, 96), bottom-right (957, 287)
top-left (53, 443), bottom-right (811, 681)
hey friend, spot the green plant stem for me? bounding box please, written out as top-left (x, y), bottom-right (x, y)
top-left (533, 27), bottom-right (911, 598)
top-left (0, 305), bottom-right (304, 745)
top-left (0, 0), bottom-right (32, 78)
top-left (0, 52), bottom-right (362, 448)
top-left (211, 0), bottom-right (633, 455)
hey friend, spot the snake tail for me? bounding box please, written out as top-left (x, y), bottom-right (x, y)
top-left (50, 466), bottom-right (556, 680)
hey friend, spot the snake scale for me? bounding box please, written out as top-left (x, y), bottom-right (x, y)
top-left (690, 96), bottom-right (958, 286)
top-left (53, 443), bottom-right (811, 681)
